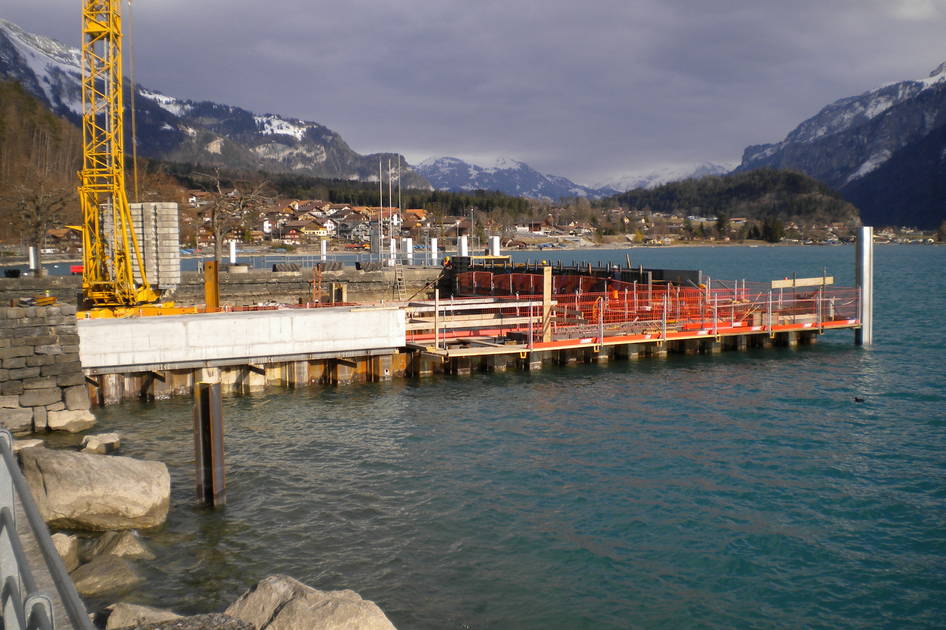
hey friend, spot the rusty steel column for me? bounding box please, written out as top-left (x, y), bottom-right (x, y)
top-left (203, 260), bottom-right (220, 312)
top-left (194, 368), bottom-right (225, 507)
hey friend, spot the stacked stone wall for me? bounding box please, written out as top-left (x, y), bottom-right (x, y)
top-left (0, 304), bottom-right (93, 435)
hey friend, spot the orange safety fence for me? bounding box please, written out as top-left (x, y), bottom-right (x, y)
top-left (423, 272), bottom-right (861, 345)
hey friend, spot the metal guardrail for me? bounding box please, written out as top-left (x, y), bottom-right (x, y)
top-left (0, 430), bottom-right (94, 630)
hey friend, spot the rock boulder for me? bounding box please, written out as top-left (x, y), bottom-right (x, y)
top-left (46, 409), bottom-right (96, 432)
top-left (82, 530), bottom-right (156, 562)
top-left (106, 603), bottom-right (181, 629)
top-left (70, 555), bottom-right (143, 597)
top-left (82, 432), bottom-right (121, 454)
top-left (51, 532), bottom-right (80, 572)
top-left (1, 407), bottom-right (34, 435)
top-left (128, 613), bottom-right (252, 630)
top-left (225, 574), bottom-right (396, 630)
top-left (20, 448), bottom-right (170, 530)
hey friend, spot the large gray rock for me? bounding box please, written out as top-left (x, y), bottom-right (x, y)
top-left (70, 555), bottom-right (143, 597)
top-left (19, 387), bottom-right (61, 407)
top-left (106, 603), bottom-right (181, 629)
top-left (51, 532), bottom-right (80, 572)
top-left (225, 574), bottom-right (396, 630)
top-left (1, 407), bottom-right (34, 434)
top-left (82, 432), bottom-right (121, 454)
top-left (64, 385), bottom-right (91, 411)
top-left (82, 530), bottom-right (155, 562)
top-left (20, 448), bottom-right (170, 530)
top-left (46, 409), bottom-right (96, 432)
top-left (128, 614), bottom-right (252, 630)
top-left (12, 438), bottom-right (44, 453)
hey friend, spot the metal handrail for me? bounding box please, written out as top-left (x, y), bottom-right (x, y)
top-left (0, 430), bottom-right (95, 630)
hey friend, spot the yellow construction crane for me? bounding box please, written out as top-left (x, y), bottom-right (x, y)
top-left (77, 0), bottom-right (158, 308)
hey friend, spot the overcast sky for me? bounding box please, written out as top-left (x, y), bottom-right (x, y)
top-left (6, 0), bottom-right (946, 185)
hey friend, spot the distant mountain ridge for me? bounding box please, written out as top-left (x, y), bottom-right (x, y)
top-left (0, 19), bottom-right (430, 188)
top-left (416, 156), bottom-right (619, 200)
top-left (417, 156), bottom-right (740, 201)
top-left (597, 161), bottom-right (738, 193)
top-left (737, 61), bottom-right (946, 228)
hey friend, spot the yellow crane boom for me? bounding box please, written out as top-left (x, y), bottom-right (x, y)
top-left (77, 0), bottom-right (157, 307)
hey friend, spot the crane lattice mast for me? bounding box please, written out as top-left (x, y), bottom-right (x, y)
top-left (77, 0), bottom-right (156, 307)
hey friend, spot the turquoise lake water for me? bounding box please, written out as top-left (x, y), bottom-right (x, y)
top-left (86, 245), bottom-right (946, 628)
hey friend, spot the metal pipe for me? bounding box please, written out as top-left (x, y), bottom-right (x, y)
top-left (855, 226), bottom-right (874, 345)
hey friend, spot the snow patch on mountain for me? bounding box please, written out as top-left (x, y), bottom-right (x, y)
top-left (139, 89), bottom-right (193, 117)
top-left (599, 161), bottom-right (737, 192)
top-left (416, 156), bottom-right (615, 200)
top-left (0, 19), bottom-right (83, 115)
top-left (254, 114), bottom-right (310, 141)
top-left (746, 61), bottom-right (946, 164)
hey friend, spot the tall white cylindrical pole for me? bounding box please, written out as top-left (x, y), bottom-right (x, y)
top-left (229, 240), bottom-right (237, 265)
top-left (458, 234), bottom-right (469, 257)
top-left (320, 239), bottom-right (328, 262)
top-left (405, 237), bottom-right (413, 264)
top-left (430, 237), bottom-right (439, 266)
top-left (855, 226), bottom-right (874, 345)
top-left (28, 246), bottom-right (36, 272)
top-left (389, 237), bottom-right (397, 265)
top-left (489, 235), bottom-right (501, 257)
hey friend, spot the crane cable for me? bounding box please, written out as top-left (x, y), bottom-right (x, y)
top-left (127, 0), bottom-right (140, 203)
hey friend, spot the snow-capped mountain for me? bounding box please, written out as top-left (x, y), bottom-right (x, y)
top-left (736, 60), bottom-right (946, 228)
top-left (0, 19), bottom-right (429, 188)
top-left (738, 61), bottom-right (946, 188)
top-left (416, 156), bottom-right (618, 200)
top-left (598, 161), bottom-right (738, 192)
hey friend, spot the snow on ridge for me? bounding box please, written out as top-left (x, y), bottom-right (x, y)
top-left (139, 89), bottom-right (192, 117)
top-left (845, 150), bottom-right (892, 184)
top-left (0, 19), bottom-right (81, 68)
top-left (1, 19), bottom-right (83, 115)
top-left (254, 114), bottom-right (309, 141)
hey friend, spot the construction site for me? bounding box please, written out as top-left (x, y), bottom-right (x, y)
top-left (0, 2), bottom-right (878, 629)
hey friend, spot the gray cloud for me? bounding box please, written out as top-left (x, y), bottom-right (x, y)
top-left (6, 0), bottom-right (946, 185)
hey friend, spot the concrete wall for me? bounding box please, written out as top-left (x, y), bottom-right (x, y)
top-left (78, 306), bottom-right (406, 371)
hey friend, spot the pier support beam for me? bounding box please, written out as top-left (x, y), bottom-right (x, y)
top-left (702, 339), bottom-right (722, 354)
top-left (194, 368), bottom-right (225, 507)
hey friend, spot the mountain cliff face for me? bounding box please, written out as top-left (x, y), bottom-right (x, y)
top-left (737, 61), bottom-right (946, 227)
top-left (416, 156), bottom-right (618, 200)
top-left (0, 19), bottom-right (430, 188)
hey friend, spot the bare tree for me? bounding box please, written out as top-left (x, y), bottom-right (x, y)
top-left (199, 171), bottom-right (271, 263)
top-left (5, 178), bottom-right (70, 274)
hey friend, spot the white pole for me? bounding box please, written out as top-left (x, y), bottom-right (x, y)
top-left (320, 239), bottom-right (328, 262)
top-left (405, 237), bottom-right (413, 264)
top-left (855, 226), bottom-right (874, 345)
top-left (458, 234), bottom-right (469, 257)
top-left (229, 239), bottom-right (237, 265)
top-left (489, 235), bottom-right (500, 257)
top-left (379, 159), bottom-right (384, 239)
top-left (389, 237), bottom-right (397, 265)
top-left (430, 237), bottom-right (439, 266)
top-left (28, 246), bottom-right (36, 272)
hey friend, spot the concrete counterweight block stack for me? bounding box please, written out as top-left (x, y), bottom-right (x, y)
top-left (0, 304), bottom-right (94, 435)
top-left (130, 202), bottom-right (182, 293)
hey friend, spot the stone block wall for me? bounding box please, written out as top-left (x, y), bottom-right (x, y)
top-left (0, 304), bottom-right (93, 435)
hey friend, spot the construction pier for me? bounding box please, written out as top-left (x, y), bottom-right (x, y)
top-left (75, 255), bottom-right (864, 405)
